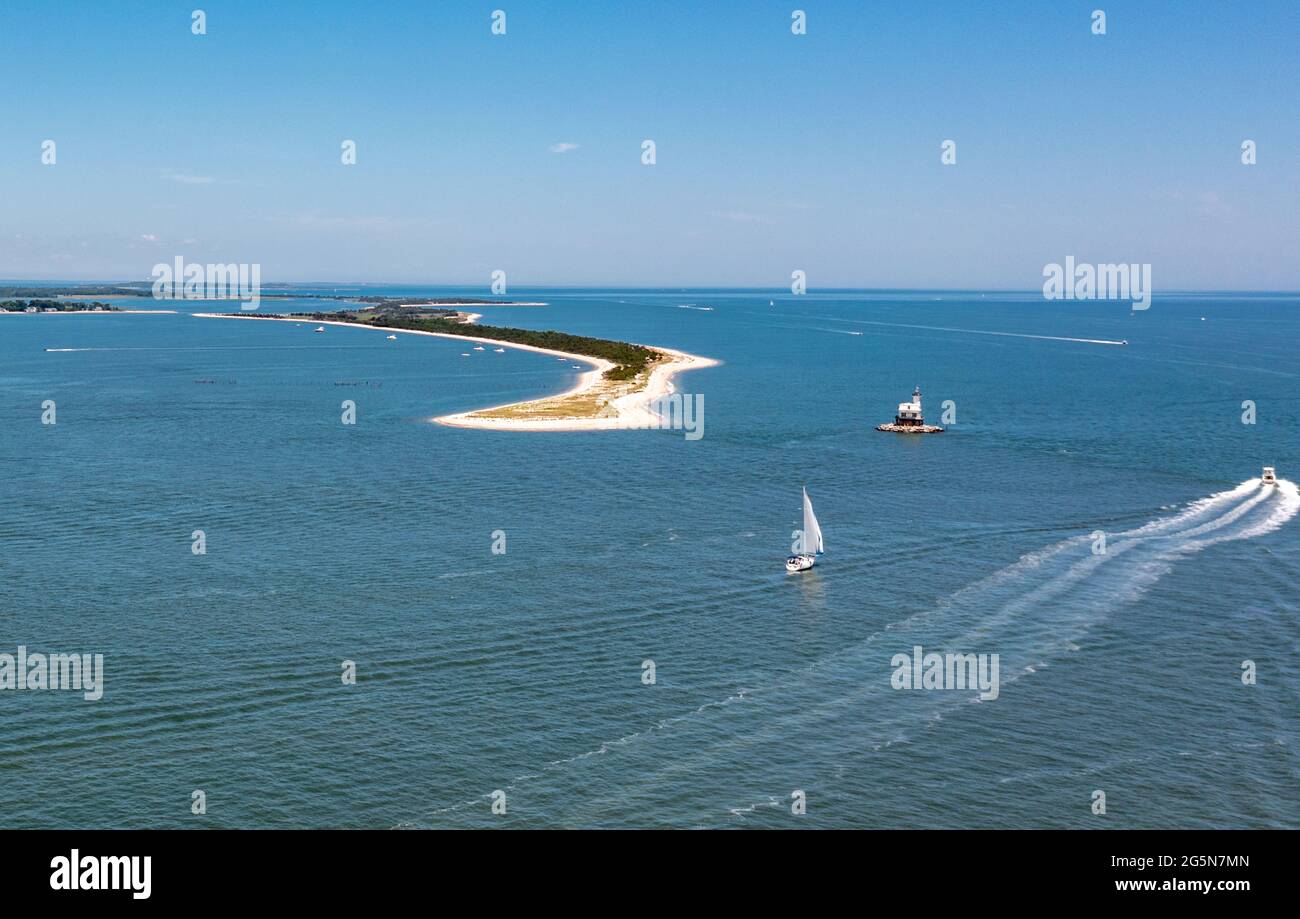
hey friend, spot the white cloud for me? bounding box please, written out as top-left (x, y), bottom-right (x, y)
top-left (264, 214), bottom-right (446, 234)
top-left (710, 210), bottom-right (775, 225)
top-left (548, 142), bottom-right (580, 154)
top-left (162, 171), bottom-right (216, 185)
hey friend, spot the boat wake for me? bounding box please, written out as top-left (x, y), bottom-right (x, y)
top-left (807, 326), bottom-right (864, 336)
top-left (405, 478), bottom-right (1296, 826)
top-left (752, 310), bottom-right (1129, 346)
top-left (832, 319), bottom-right (1129, 346)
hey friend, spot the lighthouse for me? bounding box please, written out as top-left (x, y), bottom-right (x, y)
top-left (876, 385), bottom-right (944, 433)
top-left (894, 386), bottom-right (924, 427)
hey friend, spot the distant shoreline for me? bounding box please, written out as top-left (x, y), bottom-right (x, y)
top-left (2, 309), bottom-right (176, 315)
top-left (194, 312), bottom-right (718, 432)
top-left (387, 301), bottom-right (547, 308)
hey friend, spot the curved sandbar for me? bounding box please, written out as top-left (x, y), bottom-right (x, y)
top-left (194, 312), bottom-right (719, 432)
top-left (438, 344), bottom-right (718, 432)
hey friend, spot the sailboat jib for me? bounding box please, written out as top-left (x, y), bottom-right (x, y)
top-left (802, 487), bottom-right (824, 555)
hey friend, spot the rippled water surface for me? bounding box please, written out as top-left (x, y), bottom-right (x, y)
top-left (2, 289), bottom-right (1296, 827)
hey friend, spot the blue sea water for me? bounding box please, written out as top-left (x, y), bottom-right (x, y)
top-left (1, 288), bottom-right (1297, 828)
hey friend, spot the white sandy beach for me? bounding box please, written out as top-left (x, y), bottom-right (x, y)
top-left (437, 343), bottom-right (718, 432)
top-left (195, 312), bottom-right (718, 432)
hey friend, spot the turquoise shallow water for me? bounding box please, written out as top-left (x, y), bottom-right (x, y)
top-left (1, 288), bottom-right (1297, 828)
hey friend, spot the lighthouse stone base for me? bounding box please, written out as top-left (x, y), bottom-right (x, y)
top-left (875, 423), bottom-right (945, 433)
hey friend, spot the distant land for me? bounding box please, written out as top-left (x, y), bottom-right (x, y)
top-left (0, 285), bottom-right (543, 308)
top-left (2, 299), bottom-right (119, 312)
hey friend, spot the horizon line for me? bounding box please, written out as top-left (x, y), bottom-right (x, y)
top-left (3, 278), bottom-right (1300, 296)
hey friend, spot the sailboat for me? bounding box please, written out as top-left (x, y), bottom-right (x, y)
top-left (786, 486), bottom-right (824, 573)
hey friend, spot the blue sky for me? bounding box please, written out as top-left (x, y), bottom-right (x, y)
top-left (1, 0), bottom-right (1297, 288)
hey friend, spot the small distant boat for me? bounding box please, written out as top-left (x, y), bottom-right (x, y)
top-left (460, 352), bottom-right (470, 357)
top-left (473, 346), bottom-right (485, 351)
top-left (1120, 339), bottom-right (1128, 345)
top-left (493, 348), bottom-right (506, 353)
top-left (786, 487), bottom-right (824, 573)
top-left (1262, 466), bottom-right (1278, 486)
top-left (386, 334), bottom-right (397, 340)
top-left (313, 326), bottom-right (325, 333)
top-left (769, 300), bottom-right (774, 306)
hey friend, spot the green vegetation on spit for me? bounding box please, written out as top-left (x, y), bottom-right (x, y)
top-left (247, 310), bottom-right (659, 382)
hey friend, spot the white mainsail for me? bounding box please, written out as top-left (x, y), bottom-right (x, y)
top-left (802, 487), bottom-right (824, 555)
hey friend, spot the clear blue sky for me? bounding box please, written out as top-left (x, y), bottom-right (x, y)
top-left (1, 0), bottom-right (1296, 288)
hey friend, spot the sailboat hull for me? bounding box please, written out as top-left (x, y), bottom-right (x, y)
top-left (786, 554), bottom-right (816, 573)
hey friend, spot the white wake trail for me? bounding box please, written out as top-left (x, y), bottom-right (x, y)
top-left (755, 311), bottom-right (1130, 346)
top-left (1116, 479), bottom-right (1260, 538)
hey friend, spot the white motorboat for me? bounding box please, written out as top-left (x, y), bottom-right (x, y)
top-left (786, 487), bottom-right (824, 573)
top-left (386, 334), bottom-right (397, 340)
top-left (1262, 466), bottom-right (1278, 486)
top-left (313, 326), bottom-right (325, 333)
